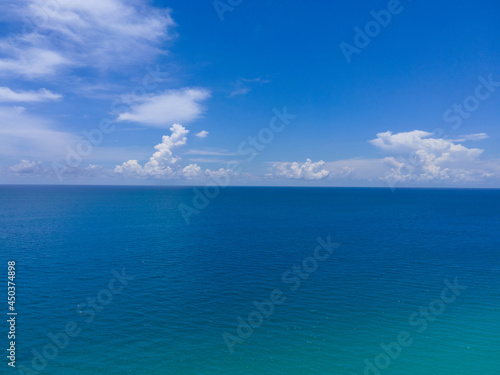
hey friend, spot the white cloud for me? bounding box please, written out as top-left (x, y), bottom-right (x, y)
top-left (370, 130), bottom-right (484, 161)
top-left (0, 87), bottom-right (62, 102)
top-left (116, 88), bottom-right (210, 127)
top-left (267, 131), bottom-right (498, 186)
top-left (114, 125), bottom-right (239, 180)
top-left (370, 130), bottom-right (435, 152)
top-left (181, 164), bottom-right (237, 181)
top-left (182, 163), bottom-right (203, 179)
top-left (370, 130), bottom-right (494, 183)
top-left (114, 123), bottom-right (188, 178)
top-left (272, 159), bottom-right (330, 180)
top-left (205, 168), bottom-right (234, 179)
top-left (0, 0), bottom-right (175, 78)
top-left (10, 160), bottom-right (45, 174)
top-left (195, 130), bottom-right (209, 138)
top-left (0, 47), bottom-right (70, 79)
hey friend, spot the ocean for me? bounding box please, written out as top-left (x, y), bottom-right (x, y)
top-left (1, 185), bottom-right (499, 374)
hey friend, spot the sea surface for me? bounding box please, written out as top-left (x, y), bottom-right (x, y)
top-left (0, 186), bottom-right (499, 374)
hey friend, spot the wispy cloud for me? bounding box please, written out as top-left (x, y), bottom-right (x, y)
top-left (229, 78), bottom-right (270, 97)
top-left (0, 106), bottom-right (79, 160)
top-left (0, 87), bottom-right (62, 102)
top-left (0, 47), bottom-right (70, 79)
top-left (0, 0), bottom-right (175, 78)
top-left (451, 133), bottom-right (489, 142)
top-left (185, 149), bottom-right (238, 156)
top-left (187, 158), bottom-right (227, 163)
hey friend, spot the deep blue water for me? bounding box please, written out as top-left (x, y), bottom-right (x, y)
top-left (1, 186), bottom-right (499, 374)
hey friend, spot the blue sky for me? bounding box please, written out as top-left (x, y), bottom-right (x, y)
top-left (1, 0), bottom-right (499, 187)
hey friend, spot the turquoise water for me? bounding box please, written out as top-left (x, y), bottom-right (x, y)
top-left (1, 186), bottom-right (499, 374)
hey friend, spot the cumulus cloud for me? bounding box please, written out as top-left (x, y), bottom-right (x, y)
top-left (195, 130), bottom-right (209, 138)
top-left (116, 88), bottom-right (210, 127)
top-left (370, 130), bottom-right (494, 183)
top-left (0, 87), bottom-right (62, 102)
top-left (272, 159), bottom-right (330, 180)
top-left (370, 130), bottom-right (484, 161)
top-left (0, 0), bottom-right (175, 78)
top-left (114, 124), bottom-right (239, 180)
top-left (267, 131), bottom-right (497, 186)
top-left (182, 163), bottom-right (203, 179)
top-left (114, 123), bottom-right (189, 178)
top-left (371, 130), bottom-right (434, 152)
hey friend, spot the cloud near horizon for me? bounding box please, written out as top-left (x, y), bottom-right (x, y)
top-left (114, 124), bottom-right (236, 180)
top-left (272, 159), bottom-right (331, 180)
top-left (370, 130), bottom-right (493, 183)
top-left (114, 124), bottom-right (189, 178)
top-left (10, 160), bottom-right (45, 174)
top-left (271, 130), bottom-right (496, 185)
top-left (4, 126), bottom-right (499, 186)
